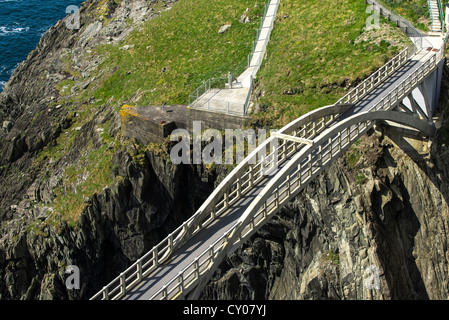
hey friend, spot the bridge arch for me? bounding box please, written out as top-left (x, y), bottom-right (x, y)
top-left (186, 108), bottom-right (436, 299)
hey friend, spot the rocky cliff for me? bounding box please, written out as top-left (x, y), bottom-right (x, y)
top-left (0, 0), bottom-right (448, 300)
top-left (0, 0), bottom-right (219, 299)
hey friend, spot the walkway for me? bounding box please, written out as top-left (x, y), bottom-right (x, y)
top-left (189, 0), bottom-right (280, 116)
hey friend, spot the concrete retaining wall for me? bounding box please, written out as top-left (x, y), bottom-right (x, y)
top-left (186, 107), bottom-right (249, 132)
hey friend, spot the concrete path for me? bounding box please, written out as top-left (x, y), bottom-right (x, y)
top-left (190, 0), bottom-right (280, 115)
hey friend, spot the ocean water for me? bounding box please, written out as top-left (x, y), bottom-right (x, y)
top-left (0, 0), bottom-right (84, 92)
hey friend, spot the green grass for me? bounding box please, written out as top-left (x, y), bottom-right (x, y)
top-left (345, 148), bottom-right (363, 170)
top-left (377, 0), bottom-right (430, 31)
top-left (355, 174), bottom-right (368, 185)
top-left (91, 0), bottom-right (267, 106)
top-left (55, 79), bottom-right (76, 96)
top-left (44, 120), bottom-right (118, 228)
top-left (250, 0), bottom-right (408, 128)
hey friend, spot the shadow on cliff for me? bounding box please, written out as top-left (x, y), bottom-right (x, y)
top-left (372, 116), bottom-right (449, 299)
top-left (371, 152), bottom-right (430, 299)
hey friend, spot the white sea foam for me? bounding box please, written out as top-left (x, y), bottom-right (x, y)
top-left (0, 26), bottom-right (30, 36)
top-left (0, 81), bottom-right (6, 92)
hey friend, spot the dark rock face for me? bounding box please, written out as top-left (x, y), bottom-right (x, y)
top-left (0, 144), bottom-right (227, 299)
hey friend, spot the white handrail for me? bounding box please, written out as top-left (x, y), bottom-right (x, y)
top-left (335, 46), bottom-right (411, 105)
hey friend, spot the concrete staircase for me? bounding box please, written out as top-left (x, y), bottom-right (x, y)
top-left (429, 0), bottom-right (443, 33)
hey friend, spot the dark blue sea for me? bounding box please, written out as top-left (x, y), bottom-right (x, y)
top-left (0, 0), bottom-right (84, 92)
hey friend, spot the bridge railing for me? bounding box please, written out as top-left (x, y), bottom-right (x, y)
top-left (150, 219), bottom-right (241, 300)
top-left (335, 46), bottom-right (411, 105)
top-left (366, 0), bottom-right (425, 43)
top-left (147, 43), bottom-right (442, 301)
top-left (149, 111), bottom-right (375, 300)
top-left (372, 52), bottom-right (437, 112)
top-left (92, 44), bottom-right (420, 300)
top-left (188, 78), bottom-right (227, 107)
top-left (247, 1), bottom-right (270, 67)
top-left (177, 103), bottom-right (353, 242)
top-left (223, 51), bottom-right (441, 263)
top-left (230, 122), bottom-right (373, 253)
top-left (90, 223), bottom-right (183, 300)
top-left (437, 0), bottom-right (445, 33)
top-left (191, 97), bottom-right (248, 116)
top-left (90, 102), bottom-right (351, 300)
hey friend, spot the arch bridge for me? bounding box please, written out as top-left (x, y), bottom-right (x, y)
top-left (91, 3), bottom-right (446, 301)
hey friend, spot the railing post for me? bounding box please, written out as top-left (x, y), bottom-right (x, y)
top-left (249, 166), bottom-right (254, 188)
top-left (211, 206), bottom-right (216, 220)
top-left (308, 154), bottom-right (312, 178)
top-left (154, 246), bottom-right (159, 268)
top-left (275, 187), bottom-right (279, 207)
top-left (102, 286), bottom-right (109, 300)
top-left (209, 244), bottom-right (214, 259)
top-left (137, 258), bottom-right (143, 281)
top-left (120, 272), bottom-right (126, 294)
top-left (223, 191), bottom-right (228, 208)
top-left (162, 285), bottom-right (167, 300)
top-left (178, 272), bottom-right (184, 293)
top-left (168, 233), bottom-right (173, 251)
top-left (282, 138), bottom-right (287, 159)
top-left (318, 145), bottom-right (322, 167)
top-left (237, 179), bottom-right (241, 198)
top-left (194, 258), bottom-right (199, 279)
top-left (262, 203), bottom-right (267, 219)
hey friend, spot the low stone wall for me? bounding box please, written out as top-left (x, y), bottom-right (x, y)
top-left (120, 104), bottom-right (250, 145)
top-left (120, 104), bottom-right (185, 144)
top-left (186, 107), bottom-right (249, 132)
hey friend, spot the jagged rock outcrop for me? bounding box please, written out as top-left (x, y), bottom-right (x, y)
top-left (201, 127), bottom-right (449, 299)
top-left (0, 142), bottom-right (229, 299)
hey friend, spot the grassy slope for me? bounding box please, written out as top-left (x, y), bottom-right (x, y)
top-left (31, 0), bottom-right (266, 229)
top-left (93, 0), bottom-right (267, 106)
top-left (251, 0), bottom-right (410, 127)
top-left (378, 0), bottom-right (430, 31)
